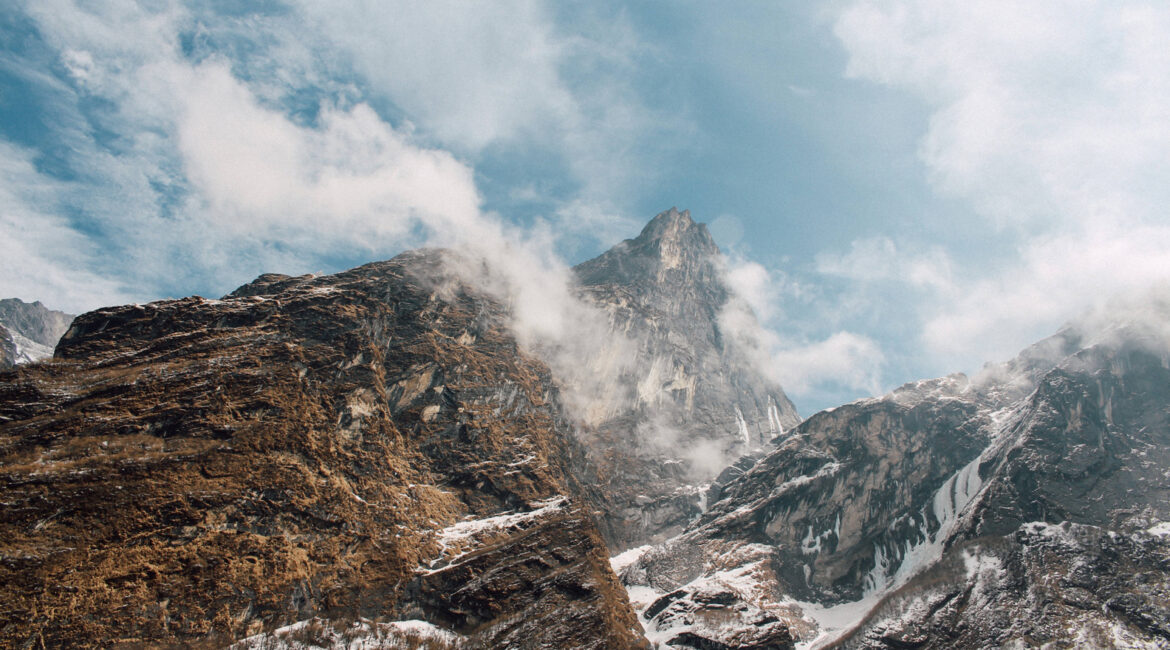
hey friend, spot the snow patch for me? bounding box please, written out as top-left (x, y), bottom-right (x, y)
top-left (231, 617), bottom-right (462, 649)
top-left (1146, 521), bottom-right (1170, 536)
top-left (425, 497), bottom-right (567, 573)
top-left (610, 544), bottom-right (653, 575)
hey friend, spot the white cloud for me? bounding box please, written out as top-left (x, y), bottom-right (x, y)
top-left (175, 62), bottom-right (482, 248)
top-left (770, 332), bottom-right (885, 396)
top-left (834, 0), bottom-right (1170, 369)
top-left (815, 236), bottom-right (953, 292)
top-left (294, 0), bottom-right (574, 152)
top-left (8, 1), bottom-right (487, 294)
top-left (724, 257), bottom-right (779, 321)
top-left (291, 1), bottom-right (686, 238)
top-left (719, 265), bottom-right (884, 398)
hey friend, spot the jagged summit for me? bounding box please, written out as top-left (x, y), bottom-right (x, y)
top-left (573, 207), bottom-right (723, 298)
top-left (636, 206), bottom-right (717, 251)
top-left (568, 209), bottom-right (800, 549)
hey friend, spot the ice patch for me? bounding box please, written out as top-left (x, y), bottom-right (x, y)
top-left (610, 544), bottom-right (653, 575)
top-left (791, 595), bottom-right (885, 650)
top-left (735, 406), bottom-right (751, 446)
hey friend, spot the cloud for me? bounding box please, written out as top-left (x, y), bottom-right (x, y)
top-left (815, 236), bottom-right (953, 292)
top-left (175, 62), bottom-right (482, 248)
top-left (291, 1), bottom-right (688, 238)
top-left (834, 0), bottom-right (1170, 369)
top-left (3, 1), bottom-right (488, 297)
top-left (293, 0), bottom-right (573, 152)
top-left (770, 331), bottom-right (885, 395)
top-left (718, 259), bottom-right (885, 398)
top-left (723, 257), bottom-right (779, 321)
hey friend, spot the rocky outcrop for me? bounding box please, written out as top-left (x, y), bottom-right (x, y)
top-left (0, 298), bottom-right (74, 367)
top-left (573, 208), bottom-right (800, 549)
top-left (0, 250), bottom-right (646, 648)
top-left (0, 324), bottom-right (15, 369)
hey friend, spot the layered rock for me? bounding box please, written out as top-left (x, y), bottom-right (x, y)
top-left (573, 208), bottom-right (800, 549)
top-left (0, 251), bottom-right (645, 648)
top-left (0, 298), bottom-right (74, 367)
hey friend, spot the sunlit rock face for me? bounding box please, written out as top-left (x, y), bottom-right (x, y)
top-left (618, 318), bottom-right (1170, 649)
top-left (0, 250), bottom-right (646, 649)
top-left (574, 207), bottom-right (801, 549)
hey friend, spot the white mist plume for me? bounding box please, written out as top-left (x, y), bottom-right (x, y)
top-left (718, 256), bottom-right (885, 398)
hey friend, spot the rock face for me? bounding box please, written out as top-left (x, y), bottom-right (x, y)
top-left (838, 325), bottom-right (1170, 648)
top-left (618, 317), bottom-right (1170, 648)
top-left (573, 208), bottom-right (800, 549)
top-left (0, 298), bottom-right (75, 367)
top-left (0, 251), bottom-right (645, 648)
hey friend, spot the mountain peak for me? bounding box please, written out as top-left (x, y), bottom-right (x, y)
top-left (634, 207), bottom-right (717, 255)
top-left (573, 208), bottom-right (722, 292)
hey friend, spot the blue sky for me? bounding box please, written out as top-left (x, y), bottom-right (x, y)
top-left (3, 1), bottom-right (1170, 414)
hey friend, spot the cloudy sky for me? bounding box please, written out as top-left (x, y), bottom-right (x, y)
top-left (3, 1), bottom-right (1169, 413)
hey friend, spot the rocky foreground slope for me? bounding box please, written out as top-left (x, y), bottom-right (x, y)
top-left (618, 313), bottom-right (1170, 648)
top-left (0, 251), bottom-right (645, 648)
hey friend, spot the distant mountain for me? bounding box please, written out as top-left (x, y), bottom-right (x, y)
top-left (0, 298), bottom-right (74, 368)
top-left (573, 207), bottom-right (800, 548)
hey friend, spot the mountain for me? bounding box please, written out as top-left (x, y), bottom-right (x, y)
top-left (4, 208), bottom-right (1169, 649)
top-left (617, 314), bottom-right (1170, 648)
top-left (0, 298), bottom-right (75, 367)
top-left (0, 251), bottom-right (645, 648)
top-left (573, 208), bottom-right (801, 549)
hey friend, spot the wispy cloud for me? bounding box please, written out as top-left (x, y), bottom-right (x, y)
top-left (719, 254), bottom-right (885, 402)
